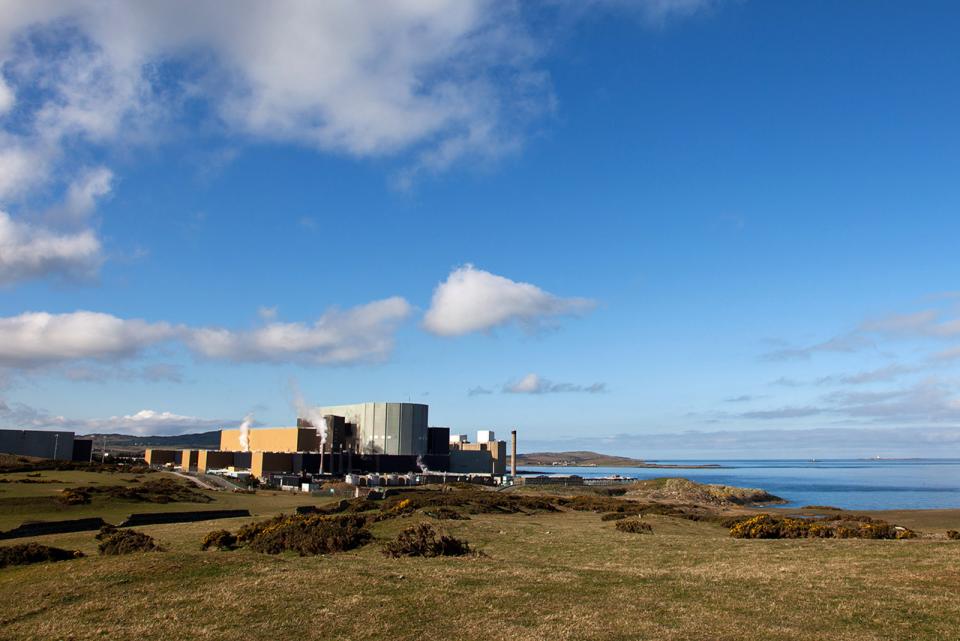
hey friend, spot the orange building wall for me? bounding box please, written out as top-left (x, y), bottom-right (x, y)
top-left (220, 427), bottom-right (317, 453)
top-left (251, 451), bottom-right (295, 478)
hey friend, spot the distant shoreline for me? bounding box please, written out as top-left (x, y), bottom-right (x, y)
top-left (520, 463), bottom-right (725, 473)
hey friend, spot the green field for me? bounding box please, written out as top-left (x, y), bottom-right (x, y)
top-left (1, 470), bottom-right (959, 641)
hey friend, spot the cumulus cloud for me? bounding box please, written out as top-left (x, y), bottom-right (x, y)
top-left (0, 211), bottom-right (102, 285)
top-left (423, 265), bottom-right (594, 336)
top-left (0, 2), bottom-right (546, 182)
top-left (0, 311), bottom-right (175, 368)
top-left (503, 373), bottom-right (606, 394)
top-left (0, 1), bottom-right (723, 284)
top-left (185, 297), bottom-right (413, 365)
top-left (0, 298), bottom-right (412, 371)
top-left (0, 401), bottom-right (233, 436)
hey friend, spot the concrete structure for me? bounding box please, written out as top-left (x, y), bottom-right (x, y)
top-left (477, 430), bottom-right (495, 444)
top-left (449, 434), bottom-right (468, 445)
top-left (220, 427), bottom-right (318, 453)
top-left (449, 432), bottom-right (508, 476)
top-left (315, 402), bottom-right (428, 455)
top-left (0, 428), bottom-right (83, 461)
top-left (197, 450), bottom-right (237, 473)
top-left (144, 449), bottom-right (181, 466)
top-left (511, 430), bottom-right (517, 477)
top-left (251, 451), bottom-right (295, 478)
top-left (180, 449), bottom-right (199, 471)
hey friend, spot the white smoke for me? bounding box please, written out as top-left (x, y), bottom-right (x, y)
top-left (416, 455), bottom-right (429, 473)
top-left (291, 381), bottom-right (326, 451)
top-left (238, 413), bottom-right (253, 452)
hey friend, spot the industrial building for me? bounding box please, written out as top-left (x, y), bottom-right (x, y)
top-left (0, 428), bottom-right (93, 462)
top-left (313, 402), bottom-right (429, 455)
top-left (145, 401), bottom-right (515, 483)
top-left (220, 426), bottom-right (318, 453)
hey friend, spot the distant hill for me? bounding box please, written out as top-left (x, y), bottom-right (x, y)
top-left (516, 451), bottom-right (649, 467)
top-left (79, 430), bottom-right (220, 452)
top-left (516, 451), bottom-right (722, 469)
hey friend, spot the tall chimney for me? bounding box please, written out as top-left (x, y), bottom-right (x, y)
top-left (511, 429), bottom-right (517, 478)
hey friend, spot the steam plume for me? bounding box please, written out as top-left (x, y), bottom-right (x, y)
top-left (291, 380), bottom-right (326, 450)
top-left (239, 413), bottom-right (253, 452)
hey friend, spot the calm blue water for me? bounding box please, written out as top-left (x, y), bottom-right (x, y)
top-left (521, 459), bottom-right (960, 510)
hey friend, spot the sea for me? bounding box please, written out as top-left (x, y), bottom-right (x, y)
top-left (520, 459), bottom-right (960, 511)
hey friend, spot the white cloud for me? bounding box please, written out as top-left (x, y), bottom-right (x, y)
top-left (0, 143), bottom-right (47, 202)
top-left (504, 373), bottom-right (606, 394)
top-left (0, 211), bottom-right (102, 285)
top-left (0, 75), bottom-right (12, 115)
top-left (58, 166), bottom-right (114, 223)
top-left (0, 1), bottom-right (724, 285)
top-left (0, 311), bottom-right (175, 368)
top-left (0, 401), bottom-right (231, 436)
top-left (186, 297), bottom-right (413, 365)
top-left (0, 298), bottom-right (413, 371)
top-left (423, 265), bottom-right (594, 336)
top-left (0, 1), bottom-right (545, 178)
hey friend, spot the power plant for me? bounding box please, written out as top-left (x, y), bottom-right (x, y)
top-left (145, 402), bottom-right (519, 487)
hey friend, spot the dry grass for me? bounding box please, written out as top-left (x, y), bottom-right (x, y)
top-left (2, 477), bottom-right (960, 640)
top-left (0, 508), bottom-right (958, 640)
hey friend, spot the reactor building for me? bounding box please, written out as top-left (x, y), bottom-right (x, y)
top-left (146, 401), bottom-right (511, 481)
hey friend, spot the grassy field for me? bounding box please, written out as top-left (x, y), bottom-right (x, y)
top-left (1, 472), bottom-right (959, 641)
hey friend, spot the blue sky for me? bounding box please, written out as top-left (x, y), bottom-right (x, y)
top-left (1, 1), bottom-right (960, 458)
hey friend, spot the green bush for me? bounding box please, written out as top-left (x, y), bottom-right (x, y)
top-left (729, 514), bottom-right (916, 540)
top-left (59, 478), bottom-right (211, 506)
top-left (614, 519), bottom-right (652, 534)
top-left (97, 528), bottom-right (162, 555)
top-left (0, 543), bottom-right (84, 568)
top-left (729, 514), bottom-right (811, 539)
top-left (239, 513), bottom-right (372, 556)
top-left (383, 523), bottom-right (471, 558)
top-left (201, 529), bottom-right (238, 550)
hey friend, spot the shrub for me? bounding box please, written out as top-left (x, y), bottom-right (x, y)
top-left (601, 512), bottom-right (630, 521)
top-left (201, 529), bottom-right (238, 551)
top-left (0, 543), bottom-right (84, 568)
top-left (383, 523), bottom-right (471, 558)
top-left (729, 514), bottom-right (811, 539)
top-left (615, 519), bottom-right (653, 534)
top-left (240, 513), bottom-right (372, 556)
top-left (946, 530), bottom-right (960, 540)
top-left (97, 528), bottom-right (162, 555)
top-left (729, 514), bottom-right (916, 540)
top-left (58, 478), bottom-right (211, 506)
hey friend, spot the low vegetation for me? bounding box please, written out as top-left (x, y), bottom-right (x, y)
top-left (0, 543), bottom-right (83, 568)
top-left (200, 529), bottom-right (238, 551)
top-left (614, 518), bottom-right (653, 534)
top-left (58, 478), bottom-right (212, 506)
top-left (1, 481), bottom-right (959, 641)
top-left (947, 530), bottom-right (960, 540)
top-left (96, 526), bottom-right (162, 555)
top-left (235, 513), bottom-right (372, 556)
top-left (625, 477), bottom-right (785, 506)
top-left (0, 453), bottom-right (152, 475)
top-left (728, 514), bottom-right (916, 540)
top-left (382, 523), bottom-right (471, 557)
